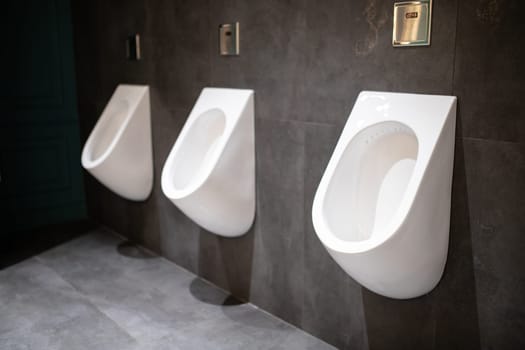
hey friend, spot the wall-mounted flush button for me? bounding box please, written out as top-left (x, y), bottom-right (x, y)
top-left (393, 0), bottom-right (432, 47)
top-left (126, 34), bottom-right (141, 60)
top-left (219, 23), bottom-right (239, 56)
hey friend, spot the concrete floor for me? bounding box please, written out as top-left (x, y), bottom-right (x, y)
top-left (0, 229), bottom-right (334, 350)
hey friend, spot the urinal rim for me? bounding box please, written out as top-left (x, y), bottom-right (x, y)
top-left (312, 91), bottom-right (457, 255)
top-left (161, 106), bottom-right (237, 200)
top-left (81, 85), bottom-right (149, 169)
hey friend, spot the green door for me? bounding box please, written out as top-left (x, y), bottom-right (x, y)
top-left (0, 0), bottom-right (86, 235)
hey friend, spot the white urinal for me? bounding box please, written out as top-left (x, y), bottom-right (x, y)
top-left (161, 88), bottom-right (255, 237)
top-left (312, 91), bottom-right (457, 299)
top-left (81, 84), bottom-right (153, 201)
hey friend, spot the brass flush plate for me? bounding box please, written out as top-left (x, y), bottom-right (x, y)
top-left (393, 0), bottom-right (432, 47)
top-left (219, 22), bottom-right (239, 56)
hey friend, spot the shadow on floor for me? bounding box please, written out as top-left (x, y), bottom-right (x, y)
top-left (189, 277), bottom-right (244, 306)
top-left (190, 277), bottom-right (291, 331)
top-left (117, 241), bottom-right (157, 259)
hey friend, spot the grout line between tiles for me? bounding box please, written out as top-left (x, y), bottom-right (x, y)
top-left (32, 255), bottom-right (138, 344)
top-left (460, 136), bottom-right (521, 145)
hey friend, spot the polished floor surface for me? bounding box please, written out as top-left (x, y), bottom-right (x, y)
top-left (0, 229), bottom-right (334, 350)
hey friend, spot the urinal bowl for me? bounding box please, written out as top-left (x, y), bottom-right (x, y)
top-left (161, 88), bottom-right (255, 237)
top-left (312, 91), bottom-right (457, 299)
top-left (81, 85), bottom-right (153, 201)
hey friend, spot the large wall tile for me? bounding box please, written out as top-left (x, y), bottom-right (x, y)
top-left (144, 0), bottom-right (210, 111)
top-left (249, 118), bottom-right (306, 325)
top-left (209, 0), bottom-right (310, 122)
top-left (295, 0), bottom-right (457, 126)
top-left (158, 194), bottom-right (201, 274)
top-left (197, 227), bottom-right (255, 301)
top-left (463, 138), bottom-right (525, 349)
top-left (454, 0), bottom-right (525, 142)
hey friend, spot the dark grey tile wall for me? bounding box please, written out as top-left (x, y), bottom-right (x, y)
top-left (72, 0), bottom-right (525, 349)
